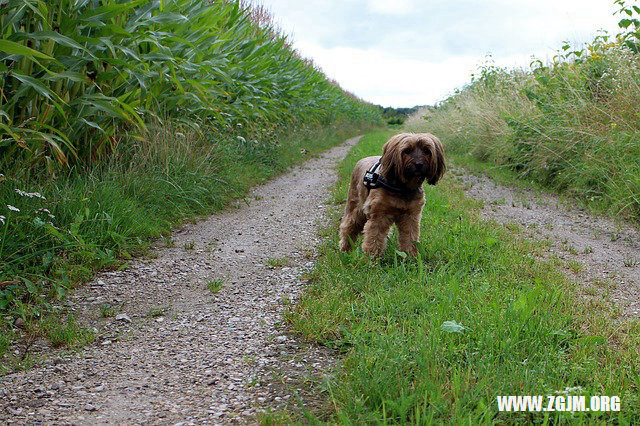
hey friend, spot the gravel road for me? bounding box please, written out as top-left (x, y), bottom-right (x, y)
top-left (455, 169), bottom-right (640, 319)
top-left (0, 136), bottom-right (362, 425)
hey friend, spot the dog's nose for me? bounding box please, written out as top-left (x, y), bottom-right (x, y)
top-left (415, 162), bottom-right (424, 170)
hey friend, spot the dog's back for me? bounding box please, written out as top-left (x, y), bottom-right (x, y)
top-left (349, 156), bottom-right (379, 198)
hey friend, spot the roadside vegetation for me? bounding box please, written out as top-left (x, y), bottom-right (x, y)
top-left (407, 1), bottom-right (640, 220)
top-left (288, 131), bottom-right (640, 423)
top-left (0, 0), bottom-right (381, 364)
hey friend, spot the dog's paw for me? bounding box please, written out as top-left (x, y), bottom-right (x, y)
top-left (400, 243), bottom-right (418, 257)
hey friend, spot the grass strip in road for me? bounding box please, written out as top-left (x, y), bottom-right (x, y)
top-left (287, 131), bottom-right (640, 423)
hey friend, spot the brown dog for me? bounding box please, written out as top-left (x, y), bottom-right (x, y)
top-left (339, 133), bottom-right (445, 257)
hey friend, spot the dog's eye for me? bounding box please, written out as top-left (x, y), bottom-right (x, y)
top-left (402, 148), bottom-right (412, 155)
top-left (422, 147), bottom-right (431, 155)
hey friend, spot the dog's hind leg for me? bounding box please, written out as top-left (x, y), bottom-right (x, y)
top-left (397, 214), bottom-right (422, 256)
top-left (361, 214), bottom-right (393, 258)
top-left (339, 210), bottom-right (366, 251)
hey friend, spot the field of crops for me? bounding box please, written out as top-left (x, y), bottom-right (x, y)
top-left (0, 0), bottom-right (380, 170)
top-left (408, 1), bottom-right (640, 219)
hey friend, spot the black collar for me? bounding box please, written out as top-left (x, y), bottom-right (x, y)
top-left (363, 159), bottom-right (419, 196)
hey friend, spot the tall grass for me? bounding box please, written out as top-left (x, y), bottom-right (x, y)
top-left (0, 0), bottom-right (380, 169)
top-left (409, 2), bottom-right (640, 219)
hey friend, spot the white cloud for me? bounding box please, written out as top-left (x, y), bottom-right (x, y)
top-left (297, 42), bottom-right (478, 107)
top-left (367, 0), bottom-right (414, 15)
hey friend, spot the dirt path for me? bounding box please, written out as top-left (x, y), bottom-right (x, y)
top-left (454, 169), bottom-right (640, 318)
top-left (0, 136), bottom-right (361, 424)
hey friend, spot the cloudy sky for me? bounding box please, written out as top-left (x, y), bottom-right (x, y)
top-left (259, 0), bottom-right (622, 107)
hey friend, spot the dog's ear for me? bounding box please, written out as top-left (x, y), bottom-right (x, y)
top-left (381, 134), bottom-right (405, 182)
top-left (427, 135), bottom-right (446, 185)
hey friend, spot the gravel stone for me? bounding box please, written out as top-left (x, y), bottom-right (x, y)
top-left (114, 314), bottom-right (131, 323)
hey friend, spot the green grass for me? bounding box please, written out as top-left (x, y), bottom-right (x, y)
top-left (148, 307), bottom-right (169, 318)
top-left (207, 279), bottom-right (224, 294)
top-left (288, 131), bottom-right (640, 423)
top-left (267, 257), bottom-right (291, 268)
top-left (99, 304), bottom-right (117, 318)
top-left (37, 315), bottom-right (95, 349)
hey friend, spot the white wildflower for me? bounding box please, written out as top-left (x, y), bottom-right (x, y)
top-left (556, 386), bottom-right (584, 395)
top-left (7, 205), bottom-right (20, 212)
top-left (15, 189), bottom-right (45, 199)
top-left (36, 208), bottom-right (55, 219)
top-left (0, 215), bottom-right (5, 225)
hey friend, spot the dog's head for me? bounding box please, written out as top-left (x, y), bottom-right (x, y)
top-left (380, 133), bottom-right (446, 186)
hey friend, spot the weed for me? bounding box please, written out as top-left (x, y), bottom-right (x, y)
top-left (147, 307), bottom-right (168, 318)
top-left (38, 315), bottom-right (94, 349)
top-left (163, 236), bottom-right (175, 248)
top-left (584, 286), bottom-right (599, 296)
top-left (593, 279), bottom-right (609, 289)
top-left (566, 260), bottom-right (584, 272)
top-left (266, 257), bottom-right (290, 268)
top-left (99, 304), bottom-right (117, 318)
top-left (504, 222), bottom-right (521, 233)
top-left (207, 280), bottom-right (224, 294)
top-left (184, 242), bottom-right (196, 251)
top-left (258, 409), bottom-right (295, 425)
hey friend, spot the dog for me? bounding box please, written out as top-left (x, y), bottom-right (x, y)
top-left (339, 133), bottom-right (445, 258)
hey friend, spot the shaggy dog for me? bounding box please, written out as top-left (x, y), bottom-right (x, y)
top-left (339, 133), bottom-right (446, 257)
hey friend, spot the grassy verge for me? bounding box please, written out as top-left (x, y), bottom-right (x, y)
top-left (287, 131), bottom-right (640, 423)
top-left (0, 122), bottom-right (373, 370)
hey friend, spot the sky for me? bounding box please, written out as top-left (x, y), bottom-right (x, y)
top-left (259, 0), bottom-right (623, 108)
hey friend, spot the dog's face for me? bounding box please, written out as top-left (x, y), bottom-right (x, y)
top-left (380, 133), bottom-right (446, 186)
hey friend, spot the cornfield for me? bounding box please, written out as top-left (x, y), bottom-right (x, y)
top-left (0, 0), bottom-right (380, 170)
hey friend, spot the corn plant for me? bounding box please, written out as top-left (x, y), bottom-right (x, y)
top-left (0, 0), bottom-right (381, 171)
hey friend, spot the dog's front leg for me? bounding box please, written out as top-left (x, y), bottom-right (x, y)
top-left (397, 214), bottom-right (421, 256)
top-left (361, 215), bottom-right (393, 258)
